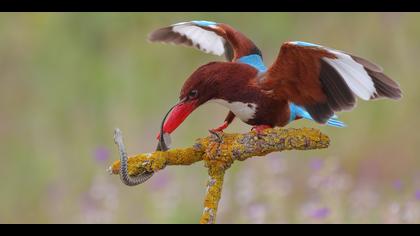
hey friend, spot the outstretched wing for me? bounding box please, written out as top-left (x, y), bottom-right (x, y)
top-left (148, 20), bottom-right (264, 62)
top-left (148, 21), bottom-right (233, 60)
top-left (259, 41), bottom-right (402, 123)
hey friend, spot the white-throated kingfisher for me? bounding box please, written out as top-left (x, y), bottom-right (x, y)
top-left (148, 20), bottom-right (402, 146)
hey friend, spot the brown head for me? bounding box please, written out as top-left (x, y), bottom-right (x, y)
top-left (157, 61), bottom-right (258, 138)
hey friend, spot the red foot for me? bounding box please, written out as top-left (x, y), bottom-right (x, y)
top-left (251, 125), bottom-right (272, 135)
top-left (210, 121), bottom-right (229, 133)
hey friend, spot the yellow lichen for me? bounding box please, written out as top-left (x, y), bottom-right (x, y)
top-left (110, 147), bottom-right (203, 176)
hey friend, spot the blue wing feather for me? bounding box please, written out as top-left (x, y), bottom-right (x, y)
top-left (237, 54), bottom-right (267, 72)
top-left (191, 20), bottom-right (218, 27)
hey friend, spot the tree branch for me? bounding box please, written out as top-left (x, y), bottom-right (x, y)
top-left (108, 127), bottom-right (330, 223)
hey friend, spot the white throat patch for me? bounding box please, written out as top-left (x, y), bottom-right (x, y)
top-left (211, 99), bottom-right (257, 122)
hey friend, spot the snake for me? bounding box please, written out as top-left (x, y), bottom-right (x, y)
top-left (115, 102), bottom-right (179, 186)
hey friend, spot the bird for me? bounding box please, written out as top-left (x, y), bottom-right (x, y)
top-left (148, 20), bottom-right (402, 142)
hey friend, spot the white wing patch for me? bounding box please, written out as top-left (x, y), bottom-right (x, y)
top-left (324, 50), bottom-right (377, 100)
top-left (172, 23), bottom-right (225, 56)
top-left (289, 41), bottom-right (378, 100)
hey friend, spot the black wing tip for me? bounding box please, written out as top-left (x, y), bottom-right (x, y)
top-left (371, 87), bottom-right (403, 100)
top-left (147, 27), bottom-right (195, 48)
top-left (368, 71), bottom-right (403, 101)
top-left (351, 55), bottom-right (384, 72)
top-left (147, 27), bottom-right (173, 42)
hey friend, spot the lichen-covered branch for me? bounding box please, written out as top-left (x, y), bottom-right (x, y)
top-left (200, 166), bottom-right (225, 224)
top-left (109, 127), bottom-right (330, 223)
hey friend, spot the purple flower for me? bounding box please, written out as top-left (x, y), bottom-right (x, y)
top-left (309, 159), bottom-right (324, 171)
top-left (94, 147), bottom-right (110, 163)
top-left (415, 190), bottom-right (420, 201)
top-left (310, 207), bottom-right (330, 219)
top-left (392, 180), bottom-right (403, 191)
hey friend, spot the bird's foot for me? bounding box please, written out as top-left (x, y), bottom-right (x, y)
top-left (251, 125), bottom-right (272, 138)
top-left (208, 129), bottom-right (223, 143)
top-left (210, 121), bottom-right (229, 133)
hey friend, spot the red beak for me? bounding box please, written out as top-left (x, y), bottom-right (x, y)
top-left (156, 100), bottom-right (198, 140)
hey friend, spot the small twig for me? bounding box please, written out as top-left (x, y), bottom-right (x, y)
top-left (200, 167), bottom-right (225, 224)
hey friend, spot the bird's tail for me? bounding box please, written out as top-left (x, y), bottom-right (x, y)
top-left (290, 103), bottom-right (346, 128)
top-left (325, 115), bottom-right (346, 128)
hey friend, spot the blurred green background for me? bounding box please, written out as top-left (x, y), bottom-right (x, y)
top-left (0, 12), bottom-right (419, 223)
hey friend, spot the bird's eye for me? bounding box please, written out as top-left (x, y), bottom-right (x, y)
top-left (188, 90), bottom-right (198, 99)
